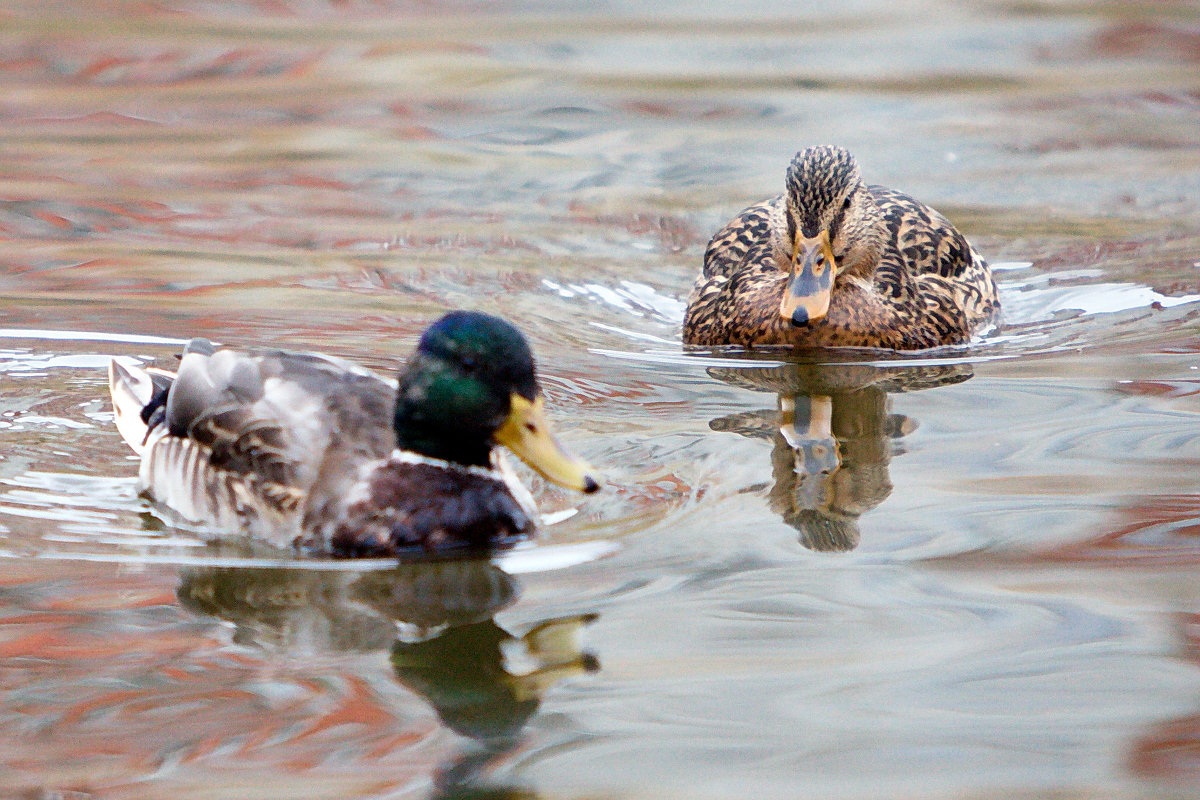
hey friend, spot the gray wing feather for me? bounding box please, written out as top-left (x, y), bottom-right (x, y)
top-left (142, 345), bottom-right (395, 534)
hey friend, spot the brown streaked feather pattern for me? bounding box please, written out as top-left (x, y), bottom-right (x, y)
top-left (701, 201), bottom-right (774, 280)
top-left (684, 148), bottom-right (998, 350)
top-left (140, 432), bottom-right (303, 536)
top-left (189, 408), bottom-right (300, 489)
top-left (124, 347), bottom-right (397, 546)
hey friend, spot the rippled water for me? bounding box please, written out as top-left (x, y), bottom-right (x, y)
top-left (3, 1), bottom-right (1200, 798)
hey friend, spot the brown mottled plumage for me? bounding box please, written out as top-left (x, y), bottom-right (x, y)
top-left (684, 146), bottom-right (999, 350)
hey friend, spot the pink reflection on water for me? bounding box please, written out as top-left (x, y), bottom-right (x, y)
top-left (0, 560), bottom-right (446, 797)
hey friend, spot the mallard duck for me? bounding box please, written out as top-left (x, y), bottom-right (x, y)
top-left (684, 145), bottom-right (999, 349)
top-left (109, 311), bottom-right (600, 557)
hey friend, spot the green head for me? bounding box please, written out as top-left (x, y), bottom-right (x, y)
top-left (394, 311), bottom-right (599, 493)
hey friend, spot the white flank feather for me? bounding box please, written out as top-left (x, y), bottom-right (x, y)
top-left (108, 360), bottom-right (158, 456)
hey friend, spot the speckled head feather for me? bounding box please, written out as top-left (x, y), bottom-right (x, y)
top-left (394, 311), bottom-right (540, 467)
top-left (784, 145), bottom-right (863, 240)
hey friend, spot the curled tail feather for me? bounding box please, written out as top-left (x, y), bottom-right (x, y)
top-left (109, 360), bottom-right (162, 455)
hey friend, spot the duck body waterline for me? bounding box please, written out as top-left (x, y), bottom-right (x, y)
top-left (109, 312), bottom-right (599, 557)
top-left (684, 146), bottom-right (998, 350)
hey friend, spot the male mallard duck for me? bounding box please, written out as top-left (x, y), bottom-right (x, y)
top-left (109, 311), bottom-right (600, 557)
top-left (684, 145), bottom-right (998, 350)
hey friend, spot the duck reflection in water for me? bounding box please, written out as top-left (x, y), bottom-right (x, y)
top-left (708, 360), bottom-right (972, 551)
top-left (177, 558), bottom-right (598, 796)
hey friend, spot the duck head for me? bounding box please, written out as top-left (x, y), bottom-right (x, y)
top-left (779, 146), bottom-right (884, 327)
top-left (394, 311), bottom-right (600, 493)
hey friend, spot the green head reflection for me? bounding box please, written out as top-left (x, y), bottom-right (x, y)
top-left (177, 559), bottom-right (600, 749)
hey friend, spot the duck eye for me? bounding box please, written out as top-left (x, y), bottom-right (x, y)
top-left (842, 196), bottom-right (852, 210)
top-left (524, 421), bottom-right (538, 433)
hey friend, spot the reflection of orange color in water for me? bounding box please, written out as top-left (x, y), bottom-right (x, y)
top-left (0, 562), bottom-right (445, 796)
top-left (1135, 611), bottom-right (1200, 776)
top-left (1037, 494), bottom-right (1200, 565)
top-left (1129, 711), bottom-right (1200, 778)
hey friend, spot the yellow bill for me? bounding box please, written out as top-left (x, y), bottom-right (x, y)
top-left (495, 394), bottom-right (600, 493)
top-left (779, 229), bottom-right (837, 326)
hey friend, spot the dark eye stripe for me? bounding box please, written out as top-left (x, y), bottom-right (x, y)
top-left (828, 204), bottom-right (846, 242)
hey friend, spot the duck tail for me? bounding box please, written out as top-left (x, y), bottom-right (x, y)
top-left (109, 359), bottom-right (173, 455)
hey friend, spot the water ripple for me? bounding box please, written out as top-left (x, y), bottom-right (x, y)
top-left (2, 1), bottom-right (1200, 794)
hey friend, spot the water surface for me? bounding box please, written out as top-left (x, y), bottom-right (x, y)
top-left (3, 1), bottom-right (1200, 798)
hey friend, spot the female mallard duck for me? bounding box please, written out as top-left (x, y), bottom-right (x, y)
top-left (109, 311), bottom-right (600, 557)
top-left (684, 145), bottom-right (998, 350)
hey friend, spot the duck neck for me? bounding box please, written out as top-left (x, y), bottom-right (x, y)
top-left (393, 407), bottom-right (494, 469)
